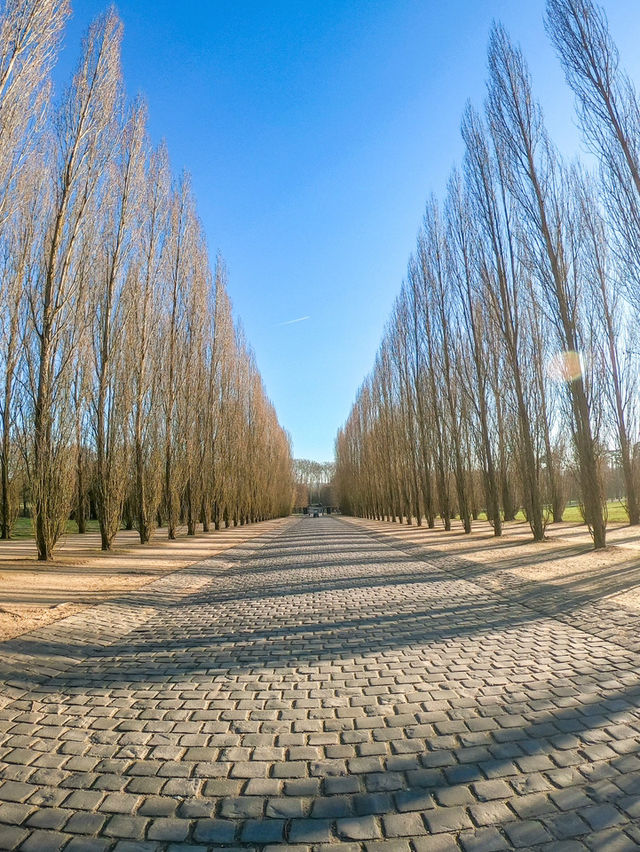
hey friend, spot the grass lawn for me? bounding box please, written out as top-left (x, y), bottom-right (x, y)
top-left (467, 499), bottom-right (629, 525)
top-left (9, 517), bottom-right (102, 540)
top-left (4, 500), bottom-right (631, 540)
top-left (561, 500), bottom-right (629, 524)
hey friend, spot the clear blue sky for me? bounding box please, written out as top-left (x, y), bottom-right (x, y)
top-left (61, 1), bottom-right (639, 461)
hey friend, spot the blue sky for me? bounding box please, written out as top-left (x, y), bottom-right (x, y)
top-left (61, 1), bottom-right (639, 461)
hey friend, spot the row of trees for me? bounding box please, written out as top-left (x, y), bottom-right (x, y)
top-left (0, 2), bottom-right (293, 559)
top-left (292, 459), bottom-right (336, 508)
top-left (336, 0), bottom-right (640, 550)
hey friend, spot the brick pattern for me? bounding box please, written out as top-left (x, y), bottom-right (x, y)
top-left (0, 517), bottom-right (638, 849)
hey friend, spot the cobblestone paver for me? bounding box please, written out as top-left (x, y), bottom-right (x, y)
top-left (351, 519), bottom-right (640, 656)
top-left (0, 517), bottom-right (639, 850)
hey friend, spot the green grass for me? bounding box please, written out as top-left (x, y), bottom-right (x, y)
top-left (3, 499), bottom-right (632, 540)
top-left (561, 500), bottom-right (629, 524)
top-left (8, 517), bottom-right (101, 540)
top-left (456, 499), bottom-right (630, 525)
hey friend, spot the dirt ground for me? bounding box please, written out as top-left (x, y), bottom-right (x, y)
top-left (345, 516), bottom-right (640, 612)
top-left (0, 518), bottom-right (291, 642)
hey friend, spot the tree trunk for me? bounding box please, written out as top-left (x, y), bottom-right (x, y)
top-left (135, 422), bottom-right (151, 544)
top-left (186, 479), bottom-right (196, 535)
top-left (0, 390), bottom-right (11, 539)
top-left (76, 446), bottom-right (86, 534)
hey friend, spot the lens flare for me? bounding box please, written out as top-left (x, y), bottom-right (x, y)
top-left (546, 350), bottom-right (583, 382)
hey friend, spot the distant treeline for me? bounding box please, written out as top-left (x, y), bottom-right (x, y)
top-left (293, 459), bottom-right (336, 508)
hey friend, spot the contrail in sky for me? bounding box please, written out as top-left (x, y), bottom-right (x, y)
top-left (277, 315), bottom-right (310, 326)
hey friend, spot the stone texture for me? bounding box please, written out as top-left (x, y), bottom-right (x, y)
top-left (0, 516), bottom-right (638, 849)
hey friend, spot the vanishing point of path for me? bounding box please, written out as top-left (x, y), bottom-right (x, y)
top-left (0, 518), bottom-right (639, 851)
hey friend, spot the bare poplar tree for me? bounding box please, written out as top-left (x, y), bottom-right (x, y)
top-left (28, 10), bottom-right (123, 560)
top-left (192, 256), bottom-right (216, 534)
top-left (0, 0), bottom-right (70, 539)
top-left (390, 292), bottom-right (423, 525)
top-left (92, 100), bottom-right (146, 549)
top-left (0, 170), bottom-right (41, 537)
top-left (179, 226), bottom-right (208, 536)
top-left (71, 265), bottom-right (91, 534)
top-left (446, 175), bottom-right (503, 535)
top-left (487, 23), bottom-right (606, 547)
top-left (547, 0), bottom-right (640, 522)
top-left (130, 142), bottom-right (169, 543)
top-left (416, 202), bottom-right (453, 529)
top-left (577, 175), bottom-right (639, 523)
top-left (0, 235), bottom-right (23, 538)
top-left (461, 106), bottom-right (546, 540)
top-left (546, 0), bottom-right (640, 285)
top-left (0, 4), bottom-right (294, 556)
top-left (161, 172), bottom-right (198, 539)
top-left (0, 0), bottom-right (69, 224)
top-left (527, 284), bottom-right (567, 521)
top-left (407, 259), bottom-right (436, 527)
top-left (207, 258), bottom-right (234, 528)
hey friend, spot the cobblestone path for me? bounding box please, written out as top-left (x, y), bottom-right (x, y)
top-left (0, 517), bottom-right (639, 851)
